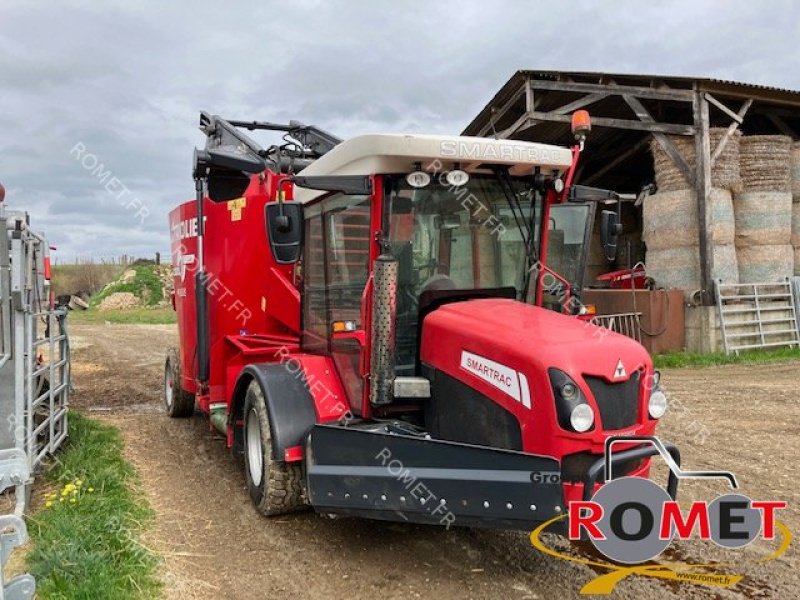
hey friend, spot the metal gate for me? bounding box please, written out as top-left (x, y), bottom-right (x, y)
top-left (0, 203), bottom-right (71, 599)
top-left (716, 279), bottom-right (800, 355)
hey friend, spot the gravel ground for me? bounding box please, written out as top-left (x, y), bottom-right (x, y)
top-left (67, 322), bottom-right (798, 599)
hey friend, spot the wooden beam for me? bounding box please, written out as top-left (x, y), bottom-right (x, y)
top-left (622, 94), bottom-right (696, 186)
top-left (496, 114), bottom-right (533, 139)
top-left (766, 114), bottom-right (798, 137)
top-left (528, 110), bottom-right (695, 136)
top-left (549, 92), bottom-right (609, 115)
top-left (693, 92), bottom-right (714, 305)
top-left (710, 99), bottom-right (752, 167)
top-left (476, 84), bottom-right (527, 137)
top-left (582, 137), bottom-right (650, 185)
top-left (704, 93), bottom-right (744, 123)
top-left (528, 78), bottom-right (695, 102)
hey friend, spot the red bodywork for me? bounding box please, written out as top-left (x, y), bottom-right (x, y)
top-left (170, 160), bottom-right (657, 504)
top-left (169, 172), bottom-right (351, 440)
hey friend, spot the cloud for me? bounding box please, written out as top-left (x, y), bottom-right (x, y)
top-left (1, 0), bottom-right (798, 259)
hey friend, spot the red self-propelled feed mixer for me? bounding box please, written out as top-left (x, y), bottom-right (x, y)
top-left (165, 110), bottom-right (678, 529)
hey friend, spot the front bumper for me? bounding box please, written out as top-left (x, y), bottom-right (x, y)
top-left (580, 439), bottom-right (681, 502)
top-left (305, 425), bottom-right (681, 531)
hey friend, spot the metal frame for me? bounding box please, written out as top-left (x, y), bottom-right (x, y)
top-left (0, 203), bottom-right (71, 599)
top-left (716, 279), bottom-right (800, 354)
top-left (591, 312), bottom-right (643, 343)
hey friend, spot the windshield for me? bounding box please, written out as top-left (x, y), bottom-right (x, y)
top-left (542, 203), bottom-right (594, 311)
top-left (387, 174), bottom-right (542, 373)
top-left (388, 174), bottom-right (541, 296)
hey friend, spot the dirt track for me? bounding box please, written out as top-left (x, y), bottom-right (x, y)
top-left (68, 322), bottom-right (799, 599)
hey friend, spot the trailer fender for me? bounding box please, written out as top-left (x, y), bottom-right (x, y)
top-left (232, 363), bottom-right (317, 461)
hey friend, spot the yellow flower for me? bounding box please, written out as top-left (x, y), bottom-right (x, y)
top-left (88, 488), bottom-right (94, 493)
top-left (69, 498), bottom-right (76, 504)
top-left (59, 498), bottom-right (64, 503)
top-left (64, 483), bottom-right (76, 493)
top-left (45, 501), bottom-right (53, 508)
top-left (75, 480), bottom-right (83, 487)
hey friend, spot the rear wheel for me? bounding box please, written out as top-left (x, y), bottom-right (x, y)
top-left (164, 348), bottom-right (194, 418)
top-left (243, 381), bottom-right (304, 515)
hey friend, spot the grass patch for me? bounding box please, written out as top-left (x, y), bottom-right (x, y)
top-left (27, 413), bottom-right (161, 599)
top-left (68, 307), bottom-right (177, 325)
top-left (90, 266), bottom-right (164, 308)
top-left (654, 346), bottom-right (800, 368)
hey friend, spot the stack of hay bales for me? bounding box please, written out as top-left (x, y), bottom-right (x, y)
top-left (645, 129), bottom-right (740, 298)
top-left (734, 135), bottom-right (794, 283)
top-left (792, 142), bottom-right (800, 275)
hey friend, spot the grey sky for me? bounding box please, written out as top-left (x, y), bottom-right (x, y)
top-left (1, 0), bottom-right (798, 261)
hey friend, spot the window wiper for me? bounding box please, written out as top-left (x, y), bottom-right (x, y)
top-left (493, 168), bottom-right (537, 298)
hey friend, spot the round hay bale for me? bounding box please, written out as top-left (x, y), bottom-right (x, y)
top-left (650, 129), bottom-right (741, 192)
top-left (733, 191), bottom-right (792, 246)
top-left (792, 142), bottom-right (800, 199)
top-left (645, 244), bottom-right (738, 299)
top-left (737, 244), bottom-right (794, 283)
top-left (793, 202), bottom-right (800, 246)
top-left (643, 188), bottom-right (735, 250)
top-left (740, 135), bottom-right (792, 193)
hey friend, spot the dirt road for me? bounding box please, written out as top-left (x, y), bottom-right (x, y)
top-left (68, 322), bottom-right (799, 599)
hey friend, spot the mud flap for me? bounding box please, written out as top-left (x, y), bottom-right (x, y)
top-left (305, 424), bottom-right (564, 530)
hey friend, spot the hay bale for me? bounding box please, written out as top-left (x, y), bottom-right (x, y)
top-left (643, 188), bottom-right (735, 250)
top-left (733, 191), bottom-right (792, 246)
top-left (737, 244), bottom-right (794, 283)
top-left (795, 248), bottom-right (800, 277)
top-left (793, 202), bottom-right (800, 246)
top-left (98, 291), bottom-right (140, 311)
top-left (650, 129), bottom-right (741, 192)
top-left (792, 142), bottom-right (800, 199)
top-left (645, 244), bottom-right (738, 299)
top-left (740, 135), bottom-right (792, 193)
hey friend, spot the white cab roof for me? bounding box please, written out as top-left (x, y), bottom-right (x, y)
top-left (293, 133), bottom-right (573, 203)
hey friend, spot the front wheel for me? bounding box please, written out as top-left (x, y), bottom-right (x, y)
top-left (164, 348), bottom-right (194, 418)
top-left (243, 381), bottom-right (305, 515)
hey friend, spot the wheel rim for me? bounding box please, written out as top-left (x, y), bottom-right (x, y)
top-left (246, 407), bottom-right (263, 487)
top-left (164, 365), bottom-right (174, 409)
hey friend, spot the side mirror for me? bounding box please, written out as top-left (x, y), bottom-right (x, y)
top-left (600, 210), bottom-right (622, 261)
top-left (194, 147), bottom-right (266, 203)
top-left (266, 203), bottom-right (303, 264)
top-left (568, 185), bottom-right (619, 203)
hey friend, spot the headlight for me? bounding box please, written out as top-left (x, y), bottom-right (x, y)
top-left (570, 404), bottom-right (595, 432)
top-left (549, 368), bottom-right (595, 433)
top-left (649, 389), bottom-right (668, 419)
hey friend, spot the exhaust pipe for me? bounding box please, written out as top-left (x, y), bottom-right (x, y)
top-left (370, 254), bottom-right (397, 406)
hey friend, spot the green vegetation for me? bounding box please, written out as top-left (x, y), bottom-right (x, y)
top-left (90, 265), bottom-right (164, 308)
top-left (27, 413), bottom-right (161, 599)
top-left (51, 263), bottom-right (122, 297)
top-left (654, 346), bottom-right (800, 368)
top-left (69, 307), bottom-right (177, 325)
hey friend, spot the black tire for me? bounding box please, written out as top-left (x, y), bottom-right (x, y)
top-left (243, 381), bottom-right (305, 515)
top-left (164, 348), bottom-right (195, 418)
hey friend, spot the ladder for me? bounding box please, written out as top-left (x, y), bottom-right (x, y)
top-left (716, 279), bottom-right (800, 355)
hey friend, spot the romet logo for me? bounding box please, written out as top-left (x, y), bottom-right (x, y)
top-left (530, 436), bottom-right (790, 595)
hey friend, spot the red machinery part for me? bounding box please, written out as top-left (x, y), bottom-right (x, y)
top-left (595, 267), bottom-right (647, 290)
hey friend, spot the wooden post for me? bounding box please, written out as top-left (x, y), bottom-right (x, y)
top-left (693, 91), bottom-right (714, 305)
